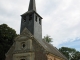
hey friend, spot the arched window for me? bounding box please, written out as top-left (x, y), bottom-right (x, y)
top-left (23, 16), bottom-right (26, 22)
top-left (35, 16), bottom-right (37, 22)
top-left (39, 18), bottom-right (41, 25)
top-left (21, 42), bottom-right (25, 48)
top-left (29, 14), bottom-right (32, 21)
top-left (22, 43), bottom-right (25, 48)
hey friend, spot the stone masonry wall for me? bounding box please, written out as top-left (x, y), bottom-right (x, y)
top-left (46, 54), bottom-right (64, 60)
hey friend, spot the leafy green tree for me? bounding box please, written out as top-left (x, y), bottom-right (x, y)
top-left (0, 24), bottom-right (17, 60)
top-left (43, 35), bottom-right (52, 43)
top-left (71, 51), bottom-right (80, 60)
top-left (59, 47), bottom-right (80, 60)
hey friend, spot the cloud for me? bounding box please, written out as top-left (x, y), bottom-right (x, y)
top-left (0, 0), bottom-right (80, 51)
top-left (58, 38), bottom-right (80, 51)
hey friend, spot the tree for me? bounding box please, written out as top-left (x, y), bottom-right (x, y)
top-left (0, 24), bottom-right (17, 60)
top-left (43, 35), bottom-right (52, 43)
top-left (59, 47), bottom-right (80, 60)
top-left (71, 51), bottom-right (80, 60)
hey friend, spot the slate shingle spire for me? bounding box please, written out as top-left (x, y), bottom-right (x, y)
top-left (28, 0), bottom-right (36, 11)
top-left (20, 0), bottom-right (42, 41)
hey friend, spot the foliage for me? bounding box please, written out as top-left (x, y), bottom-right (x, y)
top-left (43, 35), bottom-right (52, 43)
top-left (59, 47), bottom-right (80, 60)
top-left (0, 24), bottom-right (17, 60)
top-left (71, 51), bottom-right (80, 60)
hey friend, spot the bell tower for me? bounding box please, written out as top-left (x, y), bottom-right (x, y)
top-left (20, 0), bottom-right (43, 41)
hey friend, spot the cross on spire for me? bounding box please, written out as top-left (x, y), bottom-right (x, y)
top-left (28, 0), bottom-right (36, 12)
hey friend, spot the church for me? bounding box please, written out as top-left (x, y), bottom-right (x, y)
top-left (5, 0), bottom-right (68, 60)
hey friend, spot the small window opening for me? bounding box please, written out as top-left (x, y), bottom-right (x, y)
top-left (23, 16), bottom-right (26, 22)
top-left (21, 42), bottom-right (25, 48)
top-left (21, 59), bottom-right (25, 60)
top-left (29, 14), bottom-right (32, 21)
top-left (39, 18), bottom-right (41, 25)
top-left (35, 16), bottom-right (37, 22)
top-left (22, 44), bottom-right (25, 48)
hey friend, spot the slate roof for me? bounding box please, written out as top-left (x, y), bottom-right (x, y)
top-left (21, 10), bottom-right (43, 19)
top-left (28, 0), bottom-right (36, 11)
top-left (33, 35), bottom-right (68, 60)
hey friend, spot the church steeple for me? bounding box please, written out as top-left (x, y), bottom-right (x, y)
top-left (20, 0), bottom-right (43, 41)
top-left (28, 0), bottom-right (36, 12)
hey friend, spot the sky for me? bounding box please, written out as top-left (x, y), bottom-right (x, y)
top-left (0, 0), bottom-right (80, 51)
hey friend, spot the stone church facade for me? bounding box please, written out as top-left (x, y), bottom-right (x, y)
top-left (5, 0), bottom-right (68, 60)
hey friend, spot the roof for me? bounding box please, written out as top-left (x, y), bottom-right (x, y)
top-left (28, 0), bottom-right (36, 12)
top-left (21, 10), bottom-right (43, 19)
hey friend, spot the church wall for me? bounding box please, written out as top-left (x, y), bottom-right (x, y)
top-left (14, 38), bottom-right (32, 51)
top-left (13, 52), bottom-right (35, 60)
top-left (12, 36), bottom-right (35, 60)
top-left (46, 54), bottom-right (64, 60)
top-left (46, 54), bottom-right (55, 60)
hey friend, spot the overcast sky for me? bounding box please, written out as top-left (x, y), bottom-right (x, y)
top-left (0, 0), bottom-right (80, 51)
